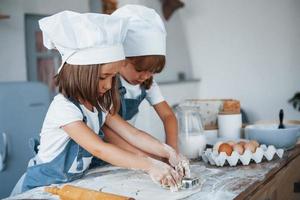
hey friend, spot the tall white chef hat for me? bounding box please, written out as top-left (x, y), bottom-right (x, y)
top-left (39, 10), bottom-right (128, 73)
top-left (112, 5), bottom-right (166, 57)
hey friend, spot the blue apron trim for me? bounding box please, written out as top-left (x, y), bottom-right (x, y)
top-left (22, 97), bottom-right (106, 192)
top-left (117, 75), bottom-right (147, 120)
top-left (69, 97), bottom-right (104, 138)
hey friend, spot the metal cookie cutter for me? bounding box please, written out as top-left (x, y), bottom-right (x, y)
top-left (181, 177), bottom-right (200, 189)
top-left (162, 177), bottom-right (201, 190)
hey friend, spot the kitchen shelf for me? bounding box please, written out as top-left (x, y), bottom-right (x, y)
top-left (0, 14), bottom-right (10, 19)
top-left (158, 78), bottom-right (201, 85)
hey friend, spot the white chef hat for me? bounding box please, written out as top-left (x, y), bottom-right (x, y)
top-left (39, 10), bottom-right (128, 73)
top-left (112, 5), bottom-right (166, 57)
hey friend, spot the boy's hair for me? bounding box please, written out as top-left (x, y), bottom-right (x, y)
top-left (127, 55), bottom-right (165, 89)
top-left (54, 63), bottom-right (120, 114)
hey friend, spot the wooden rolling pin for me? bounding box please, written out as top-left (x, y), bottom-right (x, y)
top-left (45, 185), bottom-right (135, 200)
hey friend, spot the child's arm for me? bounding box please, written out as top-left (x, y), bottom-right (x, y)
top-left (153, 101), bottom-right (178, 152)
top-left (105, 113), bottom-right (172, 158)
top-left (62, 120), bottom-right (181, 189)
top-left (62, 121), bottom-right (150, 170)
top-left (105, 114), bottom-right (190, 178)
top-left (102, 125), bottom-right (164, 161)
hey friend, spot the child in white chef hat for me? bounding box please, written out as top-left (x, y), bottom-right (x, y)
top-left (11, 10), bottom-right (188, 196)
top-left (102, 5), bottom-right (180, 157)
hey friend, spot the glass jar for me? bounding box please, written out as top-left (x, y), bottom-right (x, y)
top-left (175, 105), bottom-right (206, 159)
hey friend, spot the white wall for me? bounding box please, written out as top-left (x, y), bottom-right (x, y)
top-left (1, 0), bottom-right (300, 122)
top-left (177, 0), bottom-right (300, 122)
top-left (0, 0), bottom-right (89, 81)
top-left (118, 0), bottom-right (300, 122)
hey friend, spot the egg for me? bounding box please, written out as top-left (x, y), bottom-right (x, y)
top-left (226, 140), bottom-right (236, 147)
top-left (249, 140), bottom-right (260, 148)
top-left (244, 142), bottom-right (257, 153)
top-left (233, 144), bottom-right (244, 155)
top-left (218, 143), bottom-right (233, 156)
top-left (213, 141), bottom-right (223, 152)
top-left (238, 141), bottom-right (247, 147)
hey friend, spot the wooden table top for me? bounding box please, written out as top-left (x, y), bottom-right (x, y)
top-left (7, 145), bottom-right (300, 200)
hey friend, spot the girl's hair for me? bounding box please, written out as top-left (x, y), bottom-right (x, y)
top-left (54, 63), bottom-right (120, 114)
top-left (127, 55), bottom-right (165, 89)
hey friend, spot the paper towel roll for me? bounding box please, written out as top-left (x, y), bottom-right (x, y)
top-left (218, 113), bottom-right (242, 140)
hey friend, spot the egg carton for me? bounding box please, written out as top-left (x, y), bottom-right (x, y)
top-left (201, 144), bottom-right (284, 167)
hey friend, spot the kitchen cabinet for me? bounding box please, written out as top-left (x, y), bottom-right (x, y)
top-left (236, 144), bottom-right (300, 200)
top-left (245, 155), bottom-right (300, 200)
top-left (0, 82), bottom-right (50, 199)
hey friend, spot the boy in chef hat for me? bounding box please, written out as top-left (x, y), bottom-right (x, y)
top-left (101, 5), bottom-right (182, 161)
top-left (11, 10), bottom-right (187, 195)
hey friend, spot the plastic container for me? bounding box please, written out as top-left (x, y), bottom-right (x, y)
top-left (202, 144), bottom-right (284, 167)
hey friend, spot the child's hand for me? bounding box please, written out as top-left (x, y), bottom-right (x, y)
top-left (146, 157), bottom-right (181, 191)
top-left (163, 144), bottom-right (191, 178)
top-left (170, 154), bottom-right (190, 178)
top-left (175, 154), bottom-right (190, 178)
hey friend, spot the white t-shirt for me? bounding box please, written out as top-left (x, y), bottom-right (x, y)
top-left (37, 94), bottom-right (107, 163)
top-left (120, 76), bottom-right (164, 124)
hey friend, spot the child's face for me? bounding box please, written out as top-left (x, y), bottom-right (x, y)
top-left (121, 60), bottom-right (153, 85)
top-left (98, 61), bottom-right (122, 96)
